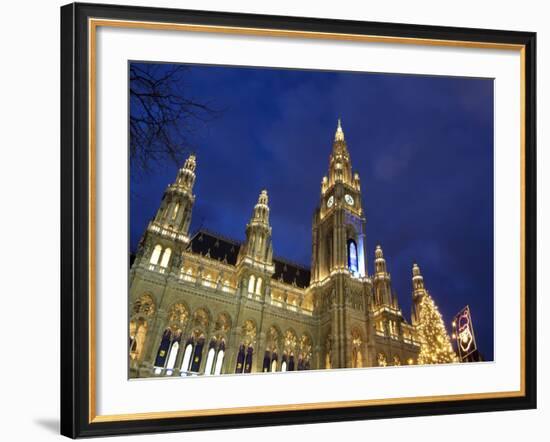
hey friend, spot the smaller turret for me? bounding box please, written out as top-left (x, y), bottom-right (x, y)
top-left (411, 263), bottom-right (427, 325)
top-left (372, 245), bottom-right (394, 306)
top-left (237, 190), bottom-right (274, 266)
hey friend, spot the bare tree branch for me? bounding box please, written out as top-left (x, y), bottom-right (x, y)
top-left (129, 63), bottom-right (220, 173)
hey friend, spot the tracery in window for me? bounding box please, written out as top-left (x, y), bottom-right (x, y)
top-left (159, 247), bottom-right (171, 268)
top-left (149, 244), bottom-right (162, 265)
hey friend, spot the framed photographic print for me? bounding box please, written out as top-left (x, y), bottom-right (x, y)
top-left (60, 2), bottom-right (537, 438)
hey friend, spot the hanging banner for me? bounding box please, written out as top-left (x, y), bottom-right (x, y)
top-left (452, 306), bottom-right (478, 361)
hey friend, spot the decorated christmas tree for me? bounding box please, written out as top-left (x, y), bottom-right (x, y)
top-left (417, 293), bottom-right (458, 364)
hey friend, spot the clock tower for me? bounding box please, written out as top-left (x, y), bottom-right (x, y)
top-left (310, 119), bottom-right (372, 369)
top-left (311, 119), bottom-right (367, 283)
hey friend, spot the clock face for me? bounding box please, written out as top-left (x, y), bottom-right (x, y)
top-left (327, 195), bottom-right (334, 208)
top-left (344, 194), bottom-right (354, 206)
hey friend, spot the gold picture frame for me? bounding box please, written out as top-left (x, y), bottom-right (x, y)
top-left (61, 2), bottom-right (536, 438)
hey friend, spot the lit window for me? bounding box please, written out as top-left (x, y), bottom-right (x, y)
top-left (244, 347), bottom-right (254, 373)
top-left (248, 275), bottom-right (255, 293)
top-left (180, 343), bottom-right (193, 374)
top-left (255, 277), bottom-right (262, 295)
top-left (214, 350), bottom-right (225, 375)
top-left (160, 248), bottom-right (172, 268)
top-left (190, 339), bottom-right (205, 372)
top-left (154, 329), bottom-right (172, 369)
top-left (165, 341), bottom-right (179, 374)
top-left (235, 345), bottom-right (245, 373)
top-left (150, 244), bottom-right (162, 265)
top-left (172, 203), bottom-right (179, 220)
top-left (204, 348), bottom-right (216, 376)
top-left (347, 239), bottom-right (358, 274)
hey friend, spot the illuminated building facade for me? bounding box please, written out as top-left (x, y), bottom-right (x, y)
top-left (129, 120), bottom-right (435, 378)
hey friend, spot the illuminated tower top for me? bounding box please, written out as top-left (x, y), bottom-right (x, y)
top-left (174, 153), bottom-right (197, 192)
top-left (250, 189), bottom-right (270, 228)
top-left (327, 118), bottom-right (353, 188)
top-left (412, 262), bottom-right (425, 296)
top-left (238, 190), bottom-right (273, 267)
top-left (411, 262), bottom-right (427, 325)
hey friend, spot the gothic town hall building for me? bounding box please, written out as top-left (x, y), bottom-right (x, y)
top-left (129, 120), bottom-right (433, 378)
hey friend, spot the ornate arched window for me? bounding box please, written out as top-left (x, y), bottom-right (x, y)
top-left (244, 346), bottom-right (254, 373)
top-left (281, 354), bottom-right (288, 371)
top-left (165, 341), bottom-right (179, 375)
top-left (270, 353), bottom-right (278, 372)
top-left (255, 277), bottom-right (262, 295)
top-left (235, 345), bottom-right (245, 373)
top-left (189, 335), bottom-right (205, 373)
top-left (180, 341), bottom-right (194, 374)
top-left (262, 351), bottom-right (271, 372)
top-left (154, 329), bottom-right (172, 374)
top-left (214, 350), bottom-right (225, 375)
top-left (347, 239), bottom-right (358, 274)
top-left (150, 244), bottom-right (162, 265)
top-left (288, 354), bottom-right (295, 371)
top-left (213, 340), bottom-right (226, 375)
top-left (377, 352), bottom-right (388, 367)
top-left (160, 247), bottom-right (172, 268)
top-left (248, 275), bottom-right (255, 294)
top-left (204, 346), bottom-right (216, 376)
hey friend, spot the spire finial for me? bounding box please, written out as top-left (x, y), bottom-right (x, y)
top-left (257, 189), bottom-right (269, 205)
top-left (334, 118), bottom-right (345, 142)
top-left (183, 152), bottom-right (196, 172)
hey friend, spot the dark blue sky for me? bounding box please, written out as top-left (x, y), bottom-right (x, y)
top-left (130, 62), bottom-right (494, 360)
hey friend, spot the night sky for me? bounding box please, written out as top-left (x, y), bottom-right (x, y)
top-left (130, 62), bottom-right (494, 360)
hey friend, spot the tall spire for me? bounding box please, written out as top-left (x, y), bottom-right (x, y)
top-left (237, 189), bottom-right (273, 269)
top-left (334, 118), bottom-right (345, 142)
top-left (372, 244), bottom-right (396, 307)
top-left (327, 118), bottom-right (353, 186)
top-left (175, 153), bottom-right (197, 192)
top-left (412, 262), bottom-right (425, 294)
top-left (374, 245), bottom-right (387, 274)
top-left (411, 262), bottom-right (427, 325)
top-left (250, 189), bottom-right (270, 227)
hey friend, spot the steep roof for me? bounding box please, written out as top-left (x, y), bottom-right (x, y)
top-left (188, 229), bottom-right (311, 289)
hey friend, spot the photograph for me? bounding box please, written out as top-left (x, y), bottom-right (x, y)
top-left (127, 62), bottom-right (493, 378)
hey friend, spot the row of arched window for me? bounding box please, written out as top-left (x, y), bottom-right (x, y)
top-left (247, 275), bottom-right (263, 295)
top-left (153, 331), bottom-right (226, 376)
top-left (262, 351), bottom-right (311, 372)
top-left (149, 244), bottom-right (171, 268)
top-left (154, 340), bottom-right (313, 376)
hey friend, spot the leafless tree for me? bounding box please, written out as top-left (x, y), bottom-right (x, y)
top-left (130, 63), bottom-right (219, 172)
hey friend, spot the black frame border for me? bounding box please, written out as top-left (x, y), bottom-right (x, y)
top-left (60, 2), bottom-right (537, 438)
